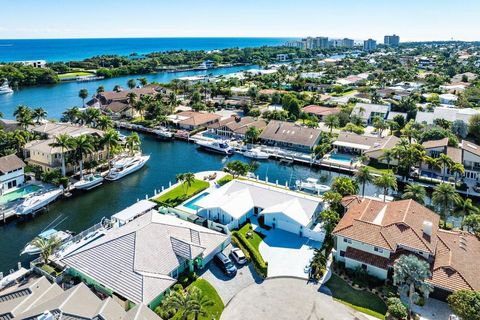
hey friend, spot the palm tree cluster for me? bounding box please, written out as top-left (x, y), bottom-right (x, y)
top-left (161, 286), bottom-right (214, 320)
top-left (61, 107), bottom-right (113, 130)
top-left (176, 172), bottom-right (196, 194)
top-left (32, 236), bottom-right (62, 265)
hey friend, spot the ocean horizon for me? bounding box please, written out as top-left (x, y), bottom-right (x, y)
top-left (0, 37), bottom-right (295, 63)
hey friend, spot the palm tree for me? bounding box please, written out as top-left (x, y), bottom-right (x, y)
top-left (8, 130), bottom-right (29, 153)
top-left (72, 135), bottom-right (94, 180)
top-left (162, 288), bottom-right (196, 320)
top-left (78, 88), bottom-right (89, 107)
top-left (324, 114), bottom-right (339, 134)
top-left (96, 85), bottom-right (105, 94)
top-left (14, 105), bottom-right (34, 130)
top-left (31, 236), bottom-right (62, 265)
top-left (125, 132), bottom-right (141, 156)
top-left (32, 107), bottom-right (47, 124)
top-left (432, 183), bottom-right (461, 227)
top-left (102, 129), bottom-right (120, 169)
top-left (379, 149), bottom-right (396, 169)
top-left (355, 166), bottom-right (373, 197)
top-left (49, 133), bottom-right (73, 176)
top-left (189, 286), bottom-right (214, 320)
top-left (434, 154), bottom-right (454, 181)
top-left (127, 91), bottom-right (137, 107)
top-left (138, 77), bottom-right (148, 86)
top-left (167, 92), bottom-right (179, 114)
top-left (83, 108), bottom-right (101, 127)
top-left (182, 172), bottom-right (196, 194)
top-left (402, 183), bottom-right (427, 204)
top-left (454, 198), bottom-right (479, 219)
top-left (96, 115), bottom-right (113, 130)
top-left (374, 172), bottom-right (398, 202)
top-left (62, 107), bottom-right (82, 123)
top-left (127, 79), bottom-right (136, 89)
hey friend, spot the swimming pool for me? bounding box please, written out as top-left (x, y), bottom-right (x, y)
top-left (0, 184), bottom-right (42, 205)
top-left (329, 154), bottom-right (355, 163)
top-left (183, 192), bottom-right (210, 210)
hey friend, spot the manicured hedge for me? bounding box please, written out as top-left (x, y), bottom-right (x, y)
top-left (232, 231), bottom-right (268, 278)
top-left (230, 234), bottom-right (251, 262)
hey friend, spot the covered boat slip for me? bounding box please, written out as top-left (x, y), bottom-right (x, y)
top-left (111, 200), bottom-right (157, 227)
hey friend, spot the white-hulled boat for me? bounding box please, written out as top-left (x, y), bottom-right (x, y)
top-left (296, 178), bottom-right (331, 194)
top-left (196, 140), bottom-right (234, 155)
top-left (105, 155), bottom-right (150, 181)
top-left (21, 229), bottom-right (73, 255)
top-left (56, 228), bottom-right (107, 259)
top-left (243, 148), bottom-right (269, 160)
top-left (153, 127), bottom-right (173, 140)
top-left (73, 174), bottom-right (104, 190)
top-left (15, 188), bottom-right (63, 216)
top-left (0, 80), bottom-right (13, 94)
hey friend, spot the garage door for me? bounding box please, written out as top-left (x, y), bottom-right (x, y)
top-left (276, 219), bottom-right (300, 235)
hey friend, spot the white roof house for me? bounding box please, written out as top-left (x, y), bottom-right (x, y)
top-left (111, 200), bottom-right (157, 226)
top-left (351, 103), bottom-right (390, 124)
top-left (415, 107), bottom-right (480, 125)
top-left (195, 180), bottom-right (323, 236)
top-left (62, 212), bottom-right (228, 307)
top-left (439, 93), bottom-right (458, 105)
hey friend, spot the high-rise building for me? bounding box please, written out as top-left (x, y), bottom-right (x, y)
top-left (363, 39), bottom-right (377, 51)
top-left (384, 34), bottom-right (400, 47)
top-left (314, 37), bottom-right (329, 49)
top-left (342, 38), bottom-right (355, 48)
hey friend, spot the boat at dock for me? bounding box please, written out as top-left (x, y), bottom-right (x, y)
top-left (296, 178), bottom-right (331, 194)
top-left (105, 155), bottom-right (150, 181)
top-left (152, 127), bottom-right (174, 140)
top-left (21, 228), bottom-right (73, 255)
top-left (196, 140), bottom-right (234, 155)
top-left (73, 174), bottom-right (104, 190)
top-left (15, 188), bottom-right (64, 216)
top-left (243, 148), bottom-right (269, 160)
top-left (0, 79), bottom-right (13, 94)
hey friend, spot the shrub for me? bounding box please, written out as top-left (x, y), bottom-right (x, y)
top-left (387, 297), bottom-right (408, 319)
top-left (217, 174), bottom-right (233, 186)
top-left (233, 231), bottom-right (268, 278)
top-left (230, 233), bottom-right (251, 262)
top-left (177, 271), bottom-right (198, 287)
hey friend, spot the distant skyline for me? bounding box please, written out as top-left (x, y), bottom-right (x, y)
top-left (1, 0), bottom-right (479, 42)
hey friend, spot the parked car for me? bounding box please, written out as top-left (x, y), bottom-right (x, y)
top-left (214, 252), bottom-right (237, 277)
top-left (230, 248), bottom-right (247, 265)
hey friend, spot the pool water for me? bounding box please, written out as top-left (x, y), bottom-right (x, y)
top-left (183, 192), bottom-right (210, 210)
top-left (0, 184), bottom-right (42, 205)
top-left (329, 154), bottom-right (355, 163)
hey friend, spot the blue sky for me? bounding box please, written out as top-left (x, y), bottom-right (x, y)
top-left (1, 0), bottom-right (478, 41)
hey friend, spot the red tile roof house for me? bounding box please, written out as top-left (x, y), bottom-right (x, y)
top-left (207, 116), bottom-right (267, 139)
top-left (169, 111), bottom-right (221, 131)
top-left (302, 105), bottom-right (341, 121)
top-left (333, 197), bottom-right (480, 301)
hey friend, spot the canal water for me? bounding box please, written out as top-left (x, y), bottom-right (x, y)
top-left (0, 64), bottom-right (258, 119)
top-left (0, 130), bottom-right (383, 273)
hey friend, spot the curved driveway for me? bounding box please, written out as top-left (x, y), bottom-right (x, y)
top-left (221, 277), bottom-right (370, 320)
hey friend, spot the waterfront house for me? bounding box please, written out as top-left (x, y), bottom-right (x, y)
top-left (0, 118), bottom-right (25, 132)
top-left (168, 111), bottom-right (221, 131)
top-left (415, 107), bottom-right (480, 125)
top-left (439, 93), bottom-right (458, 105)
top-left (331, 132), bottom-right (399, 163)
top-left (62, 212), bottom-right (229, 309)
top-left (333, 197), bottom-right (480, 300)
top-left (259, 120), bottom-right (322, 153)
top-left (351, 103), bottom-right (390, 125)
top-left (207, 116), bottom-right (267, 139)
top-left (302, 105), bottom-right (341, 121)
top-left (195, 179), bottom-right (325, 241)
top-left (23, 123), bottom-right (106, 173)
top-left (0, 276), bottom-right (161, 319)
top-left (0, 154), bottom-right (26, 194)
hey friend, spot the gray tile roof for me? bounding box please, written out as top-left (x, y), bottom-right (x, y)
top-left (62, 212), bottom-right (227, 304)
top-left (0, 154), bottom-right (26, 174)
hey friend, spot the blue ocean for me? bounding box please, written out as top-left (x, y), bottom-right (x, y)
top-left (0, 37), bottom-right (293, 62)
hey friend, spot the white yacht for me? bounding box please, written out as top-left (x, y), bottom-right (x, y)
top-left (73, 174), bottom-right (104, 190)
top-left (196, 140), bottom-right (234, 155)
top-left (21, 229), bottom-right (73, 255)
top-left (296, 178), bottom-right (331, 194)
top-left (243, 148), bottom-right (269, 160)
top-left (55, 228), bottom-right (107, 259)
top-left (15, 188), bottom-right (63, 216)
top-left (105, 155), bottom-right (150, 181)
top-left (153, 127), bottom-right (173, 140)
top-left (0, 80), bottom-right (13, 94)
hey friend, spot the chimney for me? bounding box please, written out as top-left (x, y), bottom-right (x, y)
top-left (423, 221), bottom-right (432, 237)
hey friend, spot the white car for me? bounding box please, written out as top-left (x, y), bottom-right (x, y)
top-left (230, 248), bottom-right (247, 265)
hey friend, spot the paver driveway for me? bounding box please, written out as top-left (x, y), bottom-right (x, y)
top-left (221, 277), bottom-right (370, 320)
top-left (258, 228), bottom-right (321, 279)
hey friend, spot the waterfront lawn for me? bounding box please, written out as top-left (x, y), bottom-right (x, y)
top-left (153, 179), bottom-right (209, 207)
top-left (58, 71), bottom-right (94, 79)
top-left (325, 274), bottom-right (387, 319)
top-left (365, 162), bottom-right (394, 175)
top-left (187, 279), bottom-right (224, 320)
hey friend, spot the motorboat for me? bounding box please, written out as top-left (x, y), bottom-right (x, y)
top-left (56, 228), bottom-right (107, 259)
top-left (196, 140), bottom-right (234, 155)
top-left (153, 127), bottom-right (173, 140)
top-left (194, 62), bottom-right (208, 71)
top-left (21, 228), bottom-right (73, 255)
top-left (15, 188), bottom-right (63, 215)
top-left (0, 79), bottom-right (13, 94)
top-left (296, 178), bottom-right (331, 194)
top-left (243, 148), bottom-right (269, 160)
top-left (73, 174), bottom-right (104, 190)
top-left (105, 155), bottom-right (150, 181)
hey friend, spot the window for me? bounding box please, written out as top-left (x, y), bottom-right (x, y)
top-left (374, 247), bottom-right (383, 253)
top-left (340, 250), bottom-right (345, 257)
top-left (343, 238), bottom-right (352, 244)
top-left (361, 264), bottom-right (367, 270)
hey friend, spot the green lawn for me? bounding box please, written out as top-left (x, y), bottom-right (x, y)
top-left (217, 174), bottom-right (233, 186)
top-left (188, 279), bottom-right (224, 320)
top-left (153, 179), bottom-right (209, 207)
top-left (58, 71), bottom-right (94, 79)
top-left (238, 223), bottom-right (264, 251)
top-left (364, 164), bottom-right (394, 175)
top-left (325, 274), bottom-right (387, 319)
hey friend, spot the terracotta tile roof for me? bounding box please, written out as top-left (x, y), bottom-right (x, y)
top-left (345, 247), bottom-right (390, 269)
top-left (430, 230), bottom-right (480, 291)
top-left (422, 138), bottom-right (449, 149)
top-left (333, 198), bottom-right (440, 254)
top-left (446, 147), bottom-right (462, 163)
top-left (176, 111), bottom-right (221, 127)
top-left (99, 86), bottom-right (158, 102)
top-left (302, 105), bottom-right (340, 117)
top-left (105, 101), bottom-right (130, 113)
top-left (260, 120), bottom-right (322, 148)
top-left (0, 154), bottom-right (26, 174)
